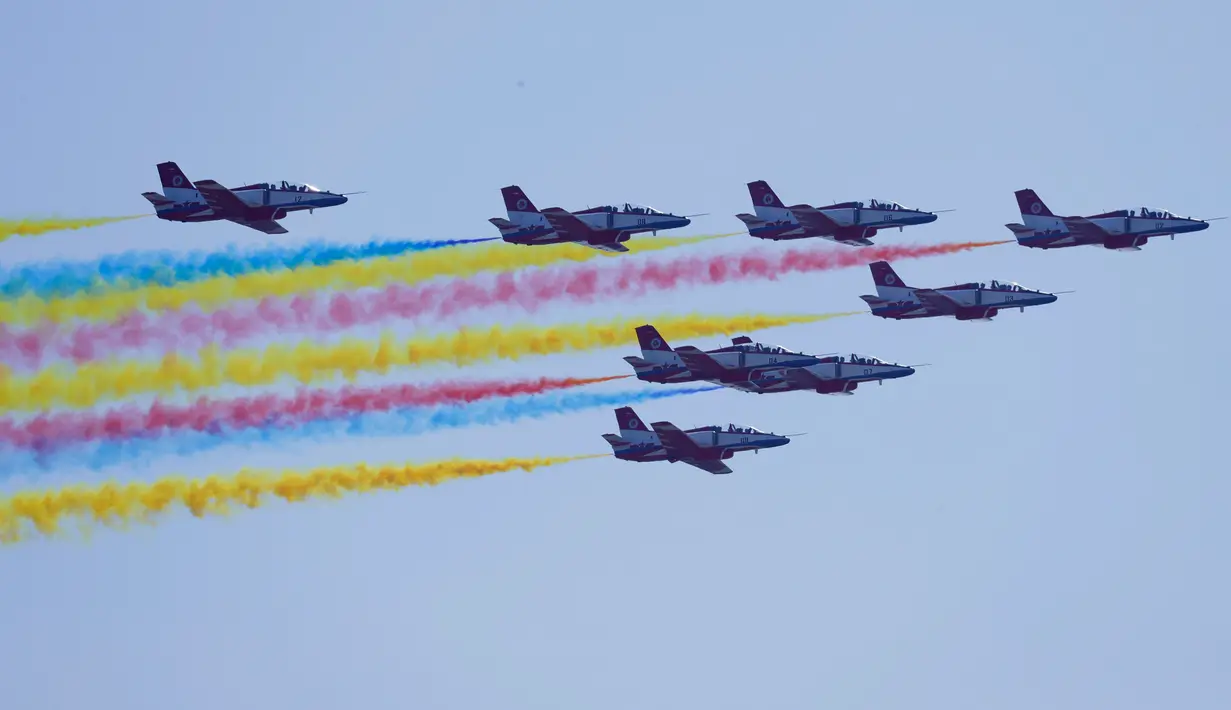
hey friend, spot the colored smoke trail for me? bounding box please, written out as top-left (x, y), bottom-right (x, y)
top-left (0, 386), bottom-right (717, 474)
top-left (0, 374), bottom-right (630, 452)
top-left (0, 215), bottom-right (147, 243)
top-left (2, 239), bottom-right (1002, 369)
top-left (0, 453), bottom-right (605, 544)
top-left (0, 237), bottom-right (499, 301)
top-left (0, 233), bottom-right (730, 328)
top-left (0, 312), bottom-right (841, 413)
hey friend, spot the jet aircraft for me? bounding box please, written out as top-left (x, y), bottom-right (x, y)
top-left (601, 406), bottom-right (792, 475)
top-left (488, 185), bottom-right (699, 253)
top-left (859, 261), bottom-right (1059, 321)
top-left (734, 179), bottom-right (941, 246)
top-left (623, 325), bottom-right (916, 395)
top-left (140, 161), bottom-right (353, 235)
top-left (1005, 188), bottom-right (1216, 251)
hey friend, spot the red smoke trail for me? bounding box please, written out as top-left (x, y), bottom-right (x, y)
top-left (2, 240), bottom-right (1008, 369)
top-left (0, 374), bottom-right (629, 451)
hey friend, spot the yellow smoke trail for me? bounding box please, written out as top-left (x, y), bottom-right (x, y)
top-left (0, 453), bottom-right (606, 544)
top-left (0, 311), bottom-right (857, 413)
top-left (0, 233), bottom-right (735, 327)
top-left (0, 215), bottom-right (148, 243)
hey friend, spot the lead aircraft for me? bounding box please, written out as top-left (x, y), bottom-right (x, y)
top-left (734, 179), bottom-right (941, 246)
top-left (859, 261), bottom-right (1059, 321)
top-left (140, 161), bottom-right (352, 235)
top-left (601, 406), bottom-right (791, 475)
top-left (1005, 188), bottom-right (1215, 251)
top-left (623, 325), bottom-right (916, 395)
top-left (488, 185), bottom-right (698, 253)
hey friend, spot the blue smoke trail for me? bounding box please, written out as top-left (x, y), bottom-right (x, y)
top-left (0, 386), bottom-right (721, 477)
top-left (0, 236), bottom-right (500, 300)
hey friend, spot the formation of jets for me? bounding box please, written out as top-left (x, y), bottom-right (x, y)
top-left (136, 163), bottom-right (1221, 474)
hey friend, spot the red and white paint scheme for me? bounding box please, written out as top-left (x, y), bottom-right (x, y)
top-left (859, 261), bottom-right (1060, 321)
top-left (140, 161), bottom-right (354, 235)
top-left (1005, 188), bottom-right (1216, 251)
top-left (488, 185), bottom-right (699, 253)
top-left (734, 180), bottom-right (942, 246)
top-left (601, 406), bottom-right (792, 475)
top-left (623, 324), bottom-right (915, 395)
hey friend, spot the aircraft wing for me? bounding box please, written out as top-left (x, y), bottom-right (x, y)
top-left (582, 241), bottom-right (630, 253)
top-left (791, 206), bottom-right (840, 231)
top-left (781, 368), bottom-right (827, 389)
top-left (230, 219), bottom-right (290, 235)
top-left (673, 346), bottom-right (732, 379)
top-left (826, 234), bottom-right (875, 246)
top-left (194, 179), bottom-right (252, 216)
top-left (649, 421), bottom-right (732, 474)
top-left (541, 208), bottom-right (629, 251)
top-left (793, 207), bottom-right (873, 244)
top-left (913, 288), bottom-right (960, 314)
top-left (540, 208), bottom-right (594, 240)
top-left (1062, 216), bottom-right (1110, 240)
top-left (194, 179), bottom-right (289, 234)
top-left (680, 457), bottom-right (733, 475)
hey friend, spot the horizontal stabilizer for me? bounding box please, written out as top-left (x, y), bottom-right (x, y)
top-left (141, 191), bottom-right (174, 206)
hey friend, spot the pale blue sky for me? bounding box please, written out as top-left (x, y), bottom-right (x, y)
top-left (1, 1), bottom-right (1229, 708)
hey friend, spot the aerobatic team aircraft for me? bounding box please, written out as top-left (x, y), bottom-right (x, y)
top-left (601, 407), bottom-right (792, 475)
top-left (488, 185), bottom-right (699, 253)
top-left (140, 161), bottom-right (354, 235)
top-left (859, 261), bottom-right (1060, 321)
top-left (1005, 188), bottom-right (1217, 251)
top-left (734, 179), bottom-right (942, 246)
top-left (622, 325), bottom-right (916, 395)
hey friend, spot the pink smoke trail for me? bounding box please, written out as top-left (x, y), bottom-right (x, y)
top-left (1, 239), bottom-right (1009, 369)
top-left (0, 374), bottom-right (629, 452)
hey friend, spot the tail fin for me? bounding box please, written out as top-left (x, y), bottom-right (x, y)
top-left (1014, 189), bottom-right (1066, 232)
top-left (747, 180), bottom-right (798, 223)
top-left (615, 406), bottom-right (652, 435)
top-left (156, 161), bottom-right (200, 202)
top-left (1014, 189), bottom-right (1054, 217)
top-left (501, 185), bottom-right (544, 221)
top-left (636, 324), bottom-right (676, 356)
top-left (868, 261), bottom-right (914, 300)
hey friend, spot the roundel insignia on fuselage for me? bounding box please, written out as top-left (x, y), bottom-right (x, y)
top-left (884, 274), bottom-right (896, 284)
top-left (516, 198), bottom-right (528, 210)
top-left (172, 175), bottom-right (183, 187)
top-left (762, 193), bottom-right (774, 205)
top-left (1030, 202), bottom-right (1042, 214)
top-left (650, 338), bottom-right (661, 348)
top-left (627, 419), bottom-right (640, 429)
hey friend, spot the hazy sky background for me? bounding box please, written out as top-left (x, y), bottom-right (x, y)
top-left (1, 1), bottom-right (1228, 708)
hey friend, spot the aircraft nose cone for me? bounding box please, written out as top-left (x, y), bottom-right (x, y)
top-left (1043, 293), bottom-right (1058, 304)
top-left (920, 213), bottom-right (939, 223)
top-left (901, 366), bottom-right (916, 377)
top-left (336, 194), bottom-right (349, 205)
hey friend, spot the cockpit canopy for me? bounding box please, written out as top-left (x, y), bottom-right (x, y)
top-left (596, 202), bottom-right (675, 216)
top-left (820, 353), bottom-right (893, 365)
top-left (982, 280), bottom-right (1033, 292)
top-left (1133, 206), bottom-right (1178, 219)
top-left (731, 341), bottom-right (793, 355)
top-left (278, 180), bottom-right (323, 193)
top-left (725, 423), bottom-right (766, 435)
top-left (864, 198), bottom-right (908, 211)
